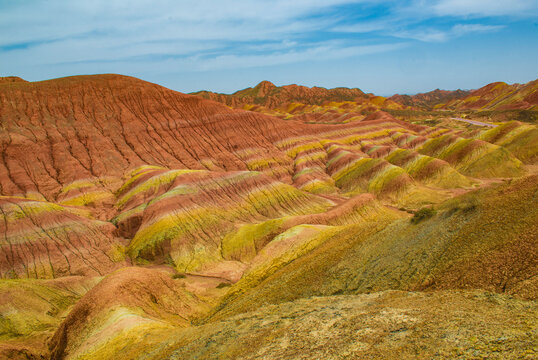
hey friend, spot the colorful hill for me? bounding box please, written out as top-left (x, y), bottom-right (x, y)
top-left (0, 74), bottom-right (302, 199)
top-left (195, 79), bottom-right (538, 126)
top-left (193, 81), bottom-right (406, 123)
top-left (193, 80), bottom-right (367, 107)
top-left (438, 79), bottom-right (538, 110)
top-left (0, 74), bottom-right (537, 359)
top-left (389, 89), bottom-right (470, 109)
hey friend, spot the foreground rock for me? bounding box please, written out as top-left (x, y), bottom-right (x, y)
top-left (139, 290), bottom-right (537, 359)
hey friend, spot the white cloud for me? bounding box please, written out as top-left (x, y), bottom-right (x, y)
top-left (0, 0), bottom-right (366, 46)
top-left (432, 0), bottom-right (538, 17)
top-left (452, 24), bottom-right (505, 35)
top-left (392, 23), bottom-right (504, 43)
top-left (194, 42), bottom-right (408, 71)
top-left (0, 36), bottom-right (406, 77)
top-left (0, 0), bottom-right (528, 84)
top-left (332, 21), bottom-right (388, 33)
top-left (0, 0), bottom-right (403, 76)
top-left (393, 29), bottom-right (450, 42)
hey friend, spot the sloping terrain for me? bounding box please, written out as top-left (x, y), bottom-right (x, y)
top-left (475, 121), bottom-right (538, 163)
top-left (115, 166), bottom-right (333, 272)
top-left (193, 80), bottom-right (368, 107)
top-left (144, 290), bottom-right (537, 360)
top-left (0, 74), bottom-right (537, 359)
top-left (0, 75), bottom-right (299, 199)
top-left (0, 196), bottom-right (128, 279)
top-left (206, 174), bottom-right (538, 321)
top-left (194, 80), bottom-right (406, 123)
top-left (0, 276), bottom-right (99, 359)
top-left (441, 79), bottom-right (538, 110)
top-left (389, 88), bottom-right (470, 109)
top-left (48, 267), bottom-right (210, 360)
top-left (195, 79), bottom-right (538, 123)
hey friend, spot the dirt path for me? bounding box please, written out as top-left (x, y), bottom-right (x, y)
top-left (384, 204), bottom-right (413, 215)
top-left (184, 273), bottom-right (232, 282)
top-left (451, 117), bottom-right (497, 128)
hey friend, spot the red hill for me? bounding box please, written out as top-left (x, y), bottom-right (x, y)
top-left (193, 80), bottom-right (367, 108)
top-left (442, 79), bottom-right (538, 110)
top-left (0, 74), bottom-right (302, 199)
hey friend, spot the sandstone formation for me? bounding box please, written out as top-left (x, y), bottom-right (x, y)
top-left (439, 80), bottom-right (538, 110)
top-left (193, 80), bottom-right (406, 123)
top-left (0, 74), bottom-right (536, 359)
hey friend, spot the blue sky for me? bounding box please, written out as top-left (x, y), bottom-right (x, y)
top-left (1, 0), bottom-right (537, 95)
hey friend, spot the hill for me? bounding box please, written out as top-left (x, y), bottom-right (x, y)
top-left (0, 76), bottom-right (27, 84)
top-left (439, 79), bottom-right (538, 110)
top-left (0, 74), bottom-right (537, 359)
top-left (193, 80), bottom-right (367, 107)
top-left (193, 81), bottom-right (406, 123)
top-left (0, 74), bottom-right (301, 199)
top-left (193, 79), bottom-right (538, 125)
top-left (389, 89), bottom-right (470, 109)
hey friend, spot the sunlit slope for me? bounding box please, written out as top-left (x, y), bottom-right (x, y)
top-left (0, 75), bottom-right (300, 199)
top-left (193, 80), bottom-right (367, 108)
top-left (475, 121), bottom-right (538, 164)
top-left (193, 80), bottom-right (406, 123)
top-left (208, 174), bottom-right (537, 321)
top-left (417, 134), bottom-right (525, 178)
top-left (112, 166), bottom-right (333, 272)
top-left (144, 291), bottom-right (536, 360)
top-left (0, 196), bottom-right (128, 279)
top-left (0, 276), bottom-right (99, 359)
top-left (48, 267), bottom-right (210, 360)
top-left (442, 79), bottom-right (538, 110)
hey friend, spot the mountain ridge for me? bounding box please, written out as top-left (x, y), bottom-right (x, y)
top-left (193, 78), bottom-right (538, 112)
top-left (0, 73), bottom-right (537, 360)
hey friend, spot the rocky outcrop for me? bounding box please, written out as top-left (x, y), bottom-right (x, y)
top-left (152, 290), bottom-right (537, 360)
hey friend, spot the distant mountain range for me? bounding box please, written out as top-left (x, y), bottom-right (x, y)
top-left (388, 89), bottom-right (471, 109)
top-left (440, 80), bottom-right (538, 110)
top-left (193, 78), bottom-right (538, 112)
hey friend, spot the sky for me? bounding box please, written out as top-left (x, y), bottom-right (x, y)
top-left (1, 0), bottom-right (537, 95)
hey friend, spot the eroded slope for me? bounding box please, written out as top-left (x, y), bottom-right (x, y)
top-left (0, 74), bottom-right (537, 360)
